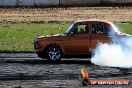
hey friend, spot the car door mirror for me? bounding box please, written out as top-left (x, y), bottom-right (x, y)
top-left (69, 31), bottom-right (74, 35)
top-left (65, 32), bottom-right (74, 36)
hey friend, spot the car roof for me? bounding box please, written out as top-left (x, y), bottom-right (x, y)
top-left (75, 19), bottom-right (113, 25)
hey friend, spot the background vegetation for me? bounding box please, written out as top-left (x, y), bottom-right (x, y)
top-left (0, 22), bottom-right (131, 53)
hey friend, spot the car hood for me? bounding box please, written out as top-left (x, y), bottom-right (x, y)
top-left (37, 34), bottom-right (65, 38)
top-left (117, 32), bottom-right (132, 37)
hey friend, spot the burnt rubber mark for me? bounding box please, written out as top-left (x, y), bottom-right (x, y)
top-left (0, 74), bottom-right (80, 80)
top-left (0, 59), bottom-right (92, 65)
top-left (0, 72), bottom-right (131, 81)
top-left (90, 70), bottom-right (132, 79)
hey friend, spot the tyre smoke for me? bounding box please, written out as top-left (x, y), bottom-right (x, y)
top-left (91, 32), bottom-right (132, 68)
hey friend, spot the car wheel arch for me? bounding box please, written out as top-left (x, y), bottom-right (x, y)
top-left (43, 44), bottom-right (64, 56)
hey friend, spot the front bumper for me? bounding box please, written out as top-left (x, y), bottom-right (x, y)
top-left (34, 37), bottom-right (39, 50)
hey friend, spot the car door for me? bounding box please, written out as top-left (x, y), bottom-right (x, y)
top-left (61, 23), bottom-right (91, 54)
top-left (90, 22), bottom-right (112, 49)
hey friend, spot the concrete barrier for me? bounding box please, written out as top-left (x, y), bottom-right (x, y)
top-left (0, 0), bottom-right (132, 6)
top-left (102, 0), bottom-right (110, 4)
top-left (35, 0), bottom-right (59, 6)
top-left (19, 0), bottom-right (34, 6)
top-left (60, 0), bottom-right (102, 6)
top-left (0, 0), bottom-right (16, 6)
top-left (109, 0), bottom-right (132, 3)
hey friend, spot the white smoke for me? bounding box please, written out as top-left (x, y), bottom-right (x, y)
top-left (91, 32), bottom-right (132, 68)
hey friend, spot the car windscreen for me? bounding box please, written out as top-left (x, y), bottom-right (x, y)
top-left (65, 23), bottom-right (75, 34)
top-left (111, 23), bottom-right (121, 33)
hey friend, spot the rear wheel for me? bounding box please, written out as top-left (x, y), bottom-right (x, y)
top-left (46, 45), bottom-right (62, 63)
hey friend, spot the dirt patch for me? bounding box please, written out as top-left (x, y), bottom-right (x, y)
top-left (0, 7), bottom-right (132, 23)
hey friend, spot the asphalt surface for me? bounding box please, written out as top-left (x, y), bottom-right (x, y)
top-left (0, 53), bottom-right (38, 58)
top-left (0, 53), bottom-right (132, 88)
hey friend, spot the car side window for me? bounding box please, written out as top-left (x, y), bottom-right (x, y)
top-left (77, 24), bottom-right (89, 33)
top-left (92, 23), bottom-right (109, 34)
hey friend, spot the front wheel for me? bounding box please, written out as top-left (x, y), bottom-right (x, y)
top-left (46, 45), bottom-right (62, 63)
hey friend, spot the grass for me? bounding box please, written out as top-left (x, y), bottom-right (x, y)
top-left (117, 23), bottom-right (132, 34)
top-left (0, 23), bottom-right (70, 53)
top-left (0, 22), bottom-right (132, 53)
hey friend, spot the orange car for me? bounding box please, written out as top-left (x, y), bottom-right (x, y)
top-left (34, 19), bottom-right (125, 62)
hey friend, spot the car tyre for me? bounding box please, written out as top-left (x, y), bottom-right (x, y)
top-left (46, 45), bottom-right (62, 63)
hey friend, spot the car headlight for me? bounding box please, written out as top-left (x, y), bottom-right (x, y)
top-left (34, 38), bottom-right (39, 49)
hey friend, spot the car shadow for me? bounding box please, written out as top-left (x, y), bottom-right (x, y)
top-left (1, 59), bottom-right (93, 65)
